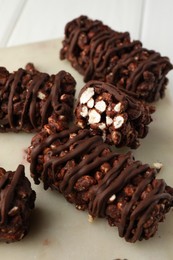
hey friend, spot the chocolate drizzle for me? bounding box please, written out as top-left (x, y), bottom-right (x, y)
top-left (7, 69), bottom-right (25, 129)
top-left (60, 15), bottom-right (173, 102)
top-left (0, 165), bottom-right (36, 242)
top-left (59, 148), bottom-right (117, 195)
top-left (0, 165), bottom-right (24, 224)
top-left (123, 180), bottom-right (172, 242)
top-left (77, 80), bottom-right (140, 105)
top-left (28, 127), bottom-right (173, 242)
top-left (0, 66), bottom-right (76, 132)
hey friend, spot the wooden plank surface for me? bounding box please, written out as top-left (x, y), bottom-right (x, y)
top-left (6, 0), bottom-right (144, 47)
top-left (0, 0), bottom-right (172, 63)
top-left (0, 0), bottom-right (26, 47)
top-left (140, 0), bottom-right (173, 58)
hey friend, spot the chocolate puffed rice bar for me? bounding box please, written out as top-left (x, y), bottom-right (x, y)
top-left (27, 125), bottom-right (173, 242)
top-left (0, 165), bottom-right (36, 243)
top-left (75, 80), bottom-right (155, 148)
top-left (0, 63), bottom-right (76, 132)
top-left (60, 15), bottom-right (172, 102)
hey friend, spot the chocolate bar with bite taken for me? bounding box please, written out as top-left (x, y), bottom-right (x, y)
top-left (75, 80), bottom-right (155, 148)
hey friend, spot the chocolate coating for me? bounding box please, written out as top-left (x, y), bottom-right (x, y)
top-left (28, 126), bottom-right (173, 242)
top-left (60, 15), bottom-right (172, 102)
top-left (0, 165), bottom-right (36, 243)
top-left (75, 80), bottom-right (155, 148)
top-left (0, 64), bottom-right (76, 132)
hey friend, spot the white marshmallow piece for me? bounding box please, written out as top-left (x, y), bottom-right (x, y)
top-left (113, 115), bottom-right (124, 129)
top-left (80, 87), bottom-right (95, 104)
top-left (95, 100), bottom-right (106, 113)
top-left (98, 123), bottom-right (106, 130)
top-left (114, 102), bottom-right (121, 112)
top-left (87, 98), bottom-right (94, 108)
top-left (106, 116), bottom-right (113, 126)
top-left (80, 106), bottom-right (88, 117)
top-left (88, 109), bottom-right (101, 124)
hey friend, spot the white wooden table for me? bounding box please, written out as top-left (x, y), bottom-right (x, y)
top-left (0, 0), bottom-right (173, 59)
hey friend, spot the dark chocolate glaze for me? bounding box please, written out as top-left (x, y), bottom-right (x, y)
top-left (60, 15), bottom-right (173, 102)
top-left (30, 125), bottom-right (80, 184)
top-left (84, 30), bottom-right (129, 81)
top-left (7, 69), bottom-right (25, 129)
top-left (0, 165), bottom-right (36, 242)
top-left (59, 149), bottom-right (117, 195)
top-left (0, 172), bottom-right (9, 190)
top-left (88, 153), bottom-right (172, 242)
top-left (111, 49), bottom-right (171, 99)
top-left (0, 165), bottom-right (24, 224)
top-left (29, 127), bottom-right (173, 242)
top-left (0, 67), bottom-right (75, 132)
top-left (30, 125), bottom-right (112, 191)
top-left (84, 34), bottom-right (139, 82)
top-left (123, 179), bottom-right (172, 242)
top-left (77, 80), bottom-right (141, 108)
top-left (95, 40), bottom-right (141, 73)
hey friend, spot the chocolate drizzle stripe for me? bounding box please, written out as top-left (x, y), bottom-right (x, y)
top-left (89, 153), bottom-right (132, 213)
top-left (7, 69), bottom-right (25, 129)
top-left (90, 162), bottom-right (150, 217)
top-left (128, 53), bottom-right (161, 92)
top-left (29, 73), bottom-right (48, 129)
top-left (88, 153), bottom-right (132, 216)
top-left (30, 125), bottom-right (80, 183)
top-left (50, 71), bottom-right (70, 117)
top-left (119, 171), bottom-right (155, 237)
top-left (130, 200), bottom-right (158, 242)
top-left (84, 31), bottom-right (131, 81)
top-left (61, 147), bottom-right (115, 194)
top-left (40, 95), bottom-right (52, 126)
top-left (128, 192), bottom-right (172, 242)
top-left (40, 72), bottom-right (64, 126)
top-left (84, 32), bottom-right (114, 80)
top-left (90, 32), bottom-right (114, 58)
top-left (0, 165), bottom-right (24, 224)
top-left (80, 81), bottom-right (123, 101)
top-left (104, 32), bottom-right (130, 50)
top-left (68, 29), bottom-right (82, 54)
top-left (20, 73), bottom-right (47, 129)
top-left (2, 74), bottom-right (14, 96)
top-left (0, 172), bottom-right (10, 190)
top-left (155, 76), bottom-right (165, 100)
top-left (96, 41), bottom-right (141, 73)
top-left (123, 180), bottom-right (166, 241)
top-left (111, 48), bottom-right (147, 82)
top-left (79, 80), bottom-right (139, 109)
top-left (130, 185), bottom-right (173, 242)
top-left (51, 72), bottom-right (62, 110)
top-left (43, 135), bottom-right (104, 190)
top-left (131, 180), bottom-right (165, 219)
top-left (68, 23), bottom-right (100, 55)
